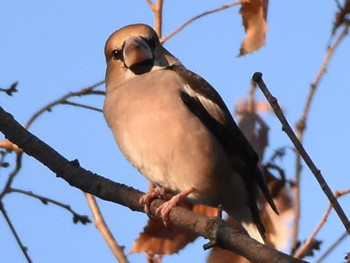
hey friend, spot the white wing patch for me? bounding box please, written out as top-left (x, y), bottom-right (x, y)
top-left (182, 84), bottom-right (228, 125)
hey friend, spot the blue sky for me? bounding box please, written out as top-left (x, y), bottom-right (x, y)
top-left (0, 1), bottom-right (349, 262)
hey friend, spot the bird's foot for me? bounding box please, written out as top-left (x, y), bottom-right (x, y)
top-left (156, 186), bottom-right (196, 225)
top-left (139, 187), bottom-right (166, 214)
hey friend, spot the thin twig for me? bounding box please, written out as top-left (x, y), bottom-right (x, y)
top-left (8, 188), bottom-right (91, 224)
top-left (85, 193), bottom-right (129, 263)
top-left (334, 0), bottom-right (342, 10)
top-left (292, 23), bottom-right (350, 248)
top-left (0, 201), bottom-right (32, 263)
top-left (154, 0), bottom-right (163, 37)
top-left (294, 188), bottom-right (350, 258)
top-left (25, 80), bottom-right (104, 129)
top-left (291, 153), bottom-right (302, 250)
top-left (296, 23), bottom-right (349, 137)
top-left (315, 231), bottom-right (348, 263)
top-left (252, 72), bottom-right (350, 235)
top-left (0, 153), bottom-right (22, 199)
top-left (147, 0), bottom-right (163, 36)
top-left (161, 0), bottom-right (247, 43)
top-left (62, 101), bottom-right (103, 113)
top-left (145, 0), bottom-right (156, 12)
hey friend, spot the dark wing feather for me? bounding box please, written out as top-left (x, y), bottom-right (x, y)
top-left (169, 64), bottom-right (278, 215)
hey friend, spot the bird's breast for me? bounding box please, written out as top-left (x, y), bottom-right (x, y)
top-left (104, 70), bottom-right (233, 203)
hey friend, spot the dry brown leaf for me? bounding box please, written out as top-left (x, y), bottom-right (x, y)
top-left (235, 98), bottom-right (273, 115)
top-left (131, 217), bottom-right (198, 255)
top-left (236, 109), bottom-right (269, 162)
top-left (131, 204), bottom-right (217, 256)
top-left (262, 169), bottom-right (293, 250)
top-left (239, 0), bottom-right (269, 56)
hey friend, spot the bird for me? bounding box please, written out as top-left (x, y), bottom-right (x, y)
top-left (103, 23), bottom-right (278, 243)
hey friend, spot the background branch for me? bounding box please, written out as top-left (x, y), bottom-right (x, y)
top-left (315, 231), bottom-right (348, 263)
top-left (85, 193), bottom-right (129, 263)
top-left (160, 0), bottom-right (246, 43)
top-left (8, 188), bottom-right (91, 224)
top-left (292, 22), bottom-right (350, 248)
top-left (25, 80), bottom-right (104, 129)
top-left (294, 188), bottom-right (350, 258)
top-left (0, 201), bottom-right (32, 263)
top-left (252, 72), bottom-right (350, 235)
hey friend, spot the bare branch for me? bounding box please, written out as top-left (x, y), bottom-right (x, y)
top-left (145, 0), bottom-right (156, 12)
top-left (8, 188), bottom-right (91, 224)
top-left (85, 193), bottom-right (129, 263)
top-left (161, 0), bottom-right (247, 43)
top-left (146, 0), bottom-right (163, 35)
top-left (0, 153), bottom-right (22, 199)
top-left (0, 105), bottom-right (307, 263)
top-left (291, 153), bottom-right (302, 250)
top-left (315, 231), bottom-right (348, 263)
top-left (334, 0), bottom-right (342, 10)
top-left (61, 101), bottom-right (103, 113)
top-left (292, 22), bottom-right (350, 248)
top-left (252, 72), bottom-right (350, 236)
top-left (294, 189), bottom-right (350, 258)
top-left (296, 23), bottom-right (349, 137)
top-left (25, 80), bottom-right (104, 129)
top-left (0, 201), bottom-right (32, 263)
top-left (154, 0), bottom-right (163, 37)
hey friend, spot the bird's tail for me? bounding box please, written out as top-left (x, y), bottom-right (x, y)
top-left (241, 222), bottom-right (265, 244)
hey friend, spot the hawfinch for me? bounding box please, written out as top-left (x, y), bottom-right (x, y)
top-left (103, 23), bottom-right (277, 243)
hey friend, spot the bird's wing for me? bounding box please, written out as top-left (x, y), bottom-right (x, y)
top-left (168, 64), bottom-right (278, 215)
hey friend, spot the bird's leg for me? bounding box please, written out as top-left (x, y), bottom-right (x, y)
top-left (156, 186), bottom-right (196, 224)
top-left (139, 187), bottom-right (166, 214)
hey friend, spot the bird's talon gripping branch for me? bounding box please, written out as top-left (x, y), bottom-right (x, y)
top-left (155, 186), bottom-right (195, 225)
top-left (139, 187), bottom-right (166, 214)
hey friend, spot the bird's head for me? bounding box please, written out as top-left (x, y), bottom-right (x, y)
top-left (104, 24), bottom-right (180, 89)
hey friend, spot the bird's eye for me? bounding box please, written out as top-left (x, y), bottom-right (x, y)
top-left (112, 49), bottom-right (123, 60)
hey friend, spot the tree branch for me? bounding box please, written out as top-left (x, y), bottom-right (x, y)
top-left (292, 22), bottom-right (349, 248)
top-left (0, 105), bottom-right (307, 263)
top-left (0, 201), bottom-right (32, 263)
top-left (61, 101), bottom-right (103, 113)
top-left (294, 189), bottom-right (350, 258)
top-left (161, 0), bottom-right (247, 43)
top-left (154, 0), bottom-right (163, 37)
top-left (25, 80), bottom-right (104, 129)
top-left (315, 231), bottom-right (348, 263)
top-left (252, 72), bottom-right (350, 236)
top-left (85, 193), bottom-right (129, 263)
top-left (8, 188), bottom-right (91, 225)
